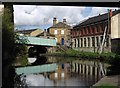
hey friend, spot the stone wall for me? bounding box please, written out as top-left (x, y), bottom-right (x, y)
top-left (46, 46), bottom-right (57, 53)
top-left (49, 28), bottom-right (69, 45)
top-left (73, 47), bottom-right (111, 53)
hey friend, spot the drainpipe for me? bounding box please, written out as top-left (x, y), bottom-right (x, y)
top-left (107, 9), bottom-right (110, 35)
top-left (107, 9), bottom-right (112, 35)
top-left (71, 28), bottom-right (73, 49)
top-left (99, 9), bottom-right (110, 54)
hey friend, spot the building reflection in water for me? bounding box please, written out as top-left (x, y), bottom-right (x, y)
top-left (18, 56), bottom-right (109, 87)
top-left (45, 57), bottom-right (109, 86)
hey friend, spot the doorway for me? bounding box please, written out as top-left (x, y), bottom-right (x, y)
top-left (61, 38), bottom-right (64, 45)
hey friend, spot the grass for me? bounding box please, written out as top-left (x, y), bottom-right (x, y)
top-left (52, 49), bottom-right (120, 64)
top-left (93, 84), bottom-right (118, 88)
top-left (70, 49), bottom-right (116, 58)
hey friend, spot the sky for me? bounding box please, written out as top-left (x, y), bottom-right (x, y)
top-left (0, 5), bottom-right (119, 30)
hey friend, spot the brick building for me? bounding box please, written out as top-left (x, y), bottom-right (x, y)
top-left (47, 18), bottom-right (71, 45)
top-left (70, 9), bottom-right (120, 54)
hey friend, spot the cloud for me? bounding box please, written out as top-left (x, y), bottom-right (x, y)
top-left (88, 7), bottom-right (119, 18)
top-left (14, 5), bottom-right (86, 26)
top-left (14, 5), bottom-right (119, 27)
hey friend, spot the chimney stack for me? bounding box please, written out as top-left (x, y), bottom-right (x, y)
top-left (110, 9), bottom-right (112, 17)
top-left (53, 17), bottom-right (57, 26)
top-left (63, 19), bottom-right (66, 24)
top-left (44, 29), bottom-right (46, 32)
top-left (44, 29), bottom-right (46, 37)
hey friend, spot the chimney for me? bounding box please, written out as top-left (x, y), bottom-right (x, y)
top-left (63, 19), bottom-right (66, 24)
top-left (110, 9), bottom-right (112, 17)
top-left (44, 29), bottom-right (46, 32)
top-left (44, 29), bottom-right (46, 37)
top-left (53, 17), bottom-right (57, 26)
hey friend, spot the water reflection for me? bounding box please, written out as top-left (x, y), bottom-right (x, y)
top-left (15, 56), bottom-right (109, 87)
top-left (31, 56), bottom-right (47, 66)
top-left (28, 57), bottom-right (37, 64)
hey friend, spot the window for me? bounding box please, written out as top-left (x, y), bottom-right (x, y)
top-left (92, 37), bottom-right (95, 47)
top-left (92, 25), bottom-right (95, 34)
top-left (100, 23), bottom-right (103, 32)
top-left (55, 73), bottom-right (57, 78)
top-left (61, 29), bottom-right (64, 34)
top-left (54, 29), bottom-right (57, 34)
top-left (55, 38), bottom-right (57, 42)
top-left (84, 27), bottom-right (86, 34)
top-left (87, 26), bottom-right (90, 34)
top-left (75, 39), bottom-right (76, 47)
top-left (78, 38), bottom-right (79, 47)
top-left (84, 38), bottom-right (86, 47)
top-left (100, 36), bottom-right (103, 44)
top-left (88, 37), bottom-right (90, 47)
top-left (96, 24), bottom-right (99, 32)
top-left (81, 38), bottom-right (83, 47)
top-left (96, 37), bottom-right (99, 47)
top-left (81, 29), bottom-right (83, 35)
top-left (61, 72), bottom-right (64, 78)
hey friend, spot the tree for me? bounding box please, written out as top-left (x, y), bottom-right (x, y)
top-left (2, 7), bottom-right (28, 87)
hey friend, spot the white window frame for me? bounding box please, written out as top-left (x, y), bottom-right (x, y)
top-left (61, 29), bottom-right (64, 34)
top-left (54, 29), bottom-right (57, 34)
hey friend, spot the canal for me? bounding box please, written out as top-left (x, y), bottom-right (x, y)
top-left (14, 56), bottom-right (109, 87)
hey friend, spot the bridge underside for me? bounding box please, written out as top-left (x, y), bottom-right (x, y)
top-left (2, 1), bottom-right (119, 7)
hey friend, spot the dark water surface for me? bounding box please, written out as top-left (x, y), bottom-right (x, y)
top-left (15, 56), bottom-right (109, 87)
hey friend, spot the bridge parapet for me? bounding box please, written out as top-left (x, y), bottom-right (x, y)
top-left (16, 36), bottom-right (56, 46)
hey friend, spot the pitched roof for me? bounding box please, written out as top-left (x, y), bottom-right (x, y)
top-left (74, 9), bottom-right (120, 28)
top-left (16, 29), bottom-right (37, 34)
top-left (49, 22), bottom-right (71, 29)
top-left (36, 31), bottom-right (55, 37)
top-left (16, 28), bottom-right (41, 34)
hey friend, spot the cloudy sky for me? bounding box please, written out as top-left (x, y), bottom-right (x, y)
top-left (1, 5), bottom-right (119, 30)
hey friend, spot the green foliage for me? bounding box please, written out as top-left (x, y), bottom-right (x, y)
top-left (55, 49), bottom-right (120, 64)
top-left (70, 49), bottom-right (116, 58)
top-left (2, 7), bottom-right (28, 66)
top-left (93, 84), bottom-right (118, 88)
top-left (100, 84), bottom-right (117, 87)
top-left (13, 44), bottom-right (28, 66)
top-left (2, 7), bottom-right (15, 62)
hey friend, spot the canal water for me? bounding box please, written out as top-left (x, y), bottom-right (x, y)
top-left (14, 56), bottom-right (109, 87)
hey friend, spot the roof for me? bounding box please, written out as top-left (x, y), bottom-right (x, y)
top-left (16, 28), bottom-right (40, 34)
top-left (36, 31), bottom-right (55, 37)
top-left (49, 22), bottom-right (71, 29)
top-left (74, 9), bottom-right (120, 28)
